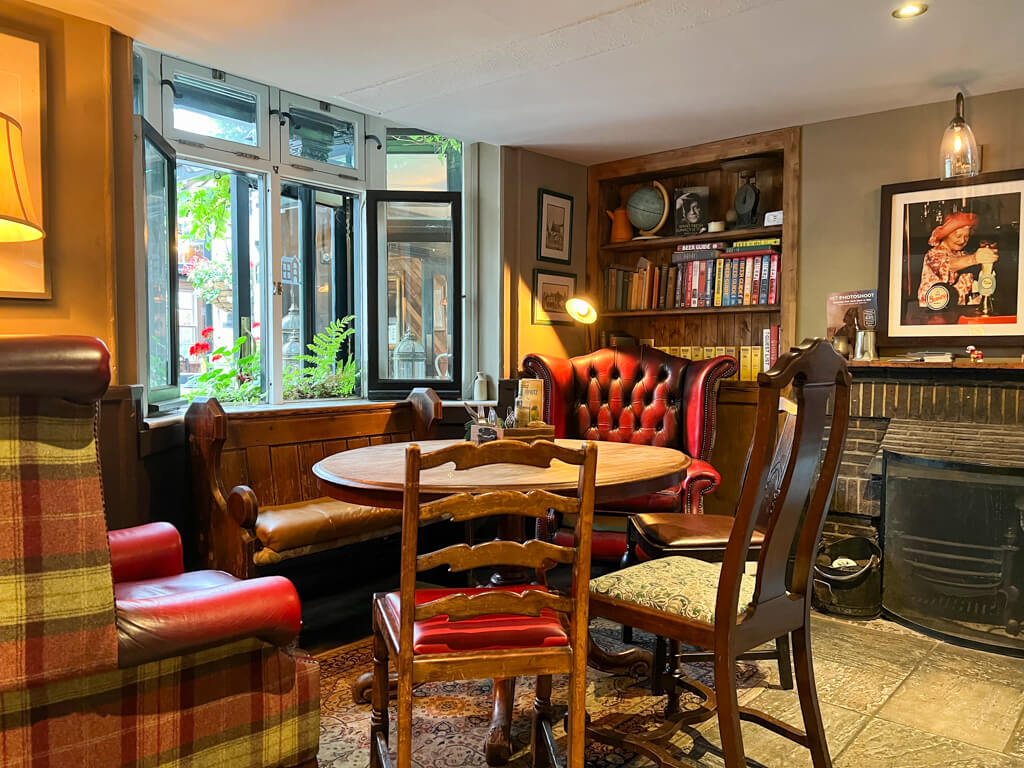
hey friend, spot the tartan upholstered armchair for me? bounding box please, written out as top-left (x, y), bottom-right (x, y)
top-left (0, 336), bottom-right (319, 767)
top-left (522, 345), bottom-right (735, 562)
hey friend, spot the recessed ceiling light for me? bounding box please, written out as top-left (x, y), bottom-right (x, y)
top-left (892, 3), bottom-right (928, 18)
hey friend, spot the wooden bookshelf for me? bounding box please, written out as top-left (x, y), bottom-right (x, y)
top-left (585, 128), bottom-right (800, 518)
top-left (603, 304), bottom-right (779, 318)
top-left (599, 225), bottom-right (783, 252)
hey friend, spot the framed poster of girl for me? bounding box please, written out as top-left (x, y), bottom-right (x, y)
top-left (878, 169), bottom-right (1024, 346)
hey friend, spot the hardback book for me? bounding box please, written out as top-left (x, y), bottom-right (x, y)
top-left (675, 265), bottom-right (684, 308)
top-left (769, 324), bottom-right (780, 367)
top-left (678, 345), bottom-right (692, 359)
top-left (743, 257), bottom-right (754, 305)
top-left (724, 246), bottom-right (779, 256)
top-left (703, 345), bottom-right (716, 360)
top-left (735, 259), bottom-right (745, 306)
top-left (713, 258), bottom-right (724, 306)
top-left (722, 260), bottom-right (732, 306)
top-left (759, 255), bottom-right (770, 305)
top-left (676, 241), bottom-right (726, 251)
top-left (697, 261), bottom-right (707, 307)
top-left (705, 262), bottom-right (714, 307)
top-left (730, 237), bottom-right (781, 248)
top-left (725, 346), bottom-right (739, 380)
top-left (672, 248), bottom-right (721, 263)
top-left (762, 328), bottom-right (771, 371)
top-left (768, 253), bottom-right (779, 304)
top-left (751, 255), bottom-right (762, 305)
top-left (690, 263), bottom-right (699, 308)
top-left (739, 346), bottom-right (753, 381)
top-left (752, 346), bottom-right (763, 378)
top-left (715, 345), bottom-right (727, 359)
top-left (689, 346), bottom-right (704, 361)
top-left (684, 263), bottom-right (693, 308)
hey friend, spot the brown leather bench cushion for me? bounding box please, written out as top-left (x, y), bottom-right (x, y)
top-left (635, 513), bottom-right (765, 548)
top-left (254, 498), bottom-right (402, 561)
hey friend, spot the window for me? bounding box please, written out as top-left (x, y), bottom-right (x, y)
top-left (279, 182), bottom-right (357, 400)
top-left (161, 57), bottom-right (269, 158)
top-left (278, 92), bottom-right (364, 180)
top-left (133, 117), bottom-right (178, 403)
top-left (176, 162), bottom-right (265, 400)
top-left (366, 190), bottom-right (461, 400)
top-left (386, 130), bottom-right (462, 192)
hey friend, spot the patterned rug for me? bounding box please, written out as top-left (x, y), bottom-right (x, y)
top-left (315, 620), bottom-right (770, 767)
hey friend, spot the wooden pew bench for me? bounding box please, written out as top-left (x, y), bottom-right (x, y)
top-left (186, 389), bottom-right (441, 579)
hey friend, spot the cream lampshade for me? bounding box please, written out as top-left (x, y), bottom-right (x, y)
top-left (0, 111), bottom-right (44, 242)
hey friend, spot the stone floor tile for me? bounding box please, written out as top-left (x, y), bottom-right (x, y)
top-left (808, 616), bottom-right (936, 679)
top-left (1007, 711), bottom-right (1024, 758)
top-left (835, 718), bottom-right (1024, 768)
top-left (807, 654), bottom-right (909, 715)
top-left (876, 665), bottom-right (1024, 752)
top-left (925, 642), bottom-right (1024, 690)
top-left (694, 688), bottom-right (866, 768)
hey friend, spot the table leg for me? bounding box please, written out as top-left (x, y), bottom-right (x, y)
top-left (484, 677), bottom-right (516, 766)
top-left (588, 630), bottom-right (653, 678)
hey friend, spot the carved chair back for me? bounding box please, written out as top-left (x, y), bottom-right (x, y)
top-left (397, 439), bottom-right (597, 656)
top-left (717, 339), bottom-right (851, 636)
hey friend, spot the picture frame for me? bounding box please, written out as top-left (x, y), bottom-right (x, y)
top-left (878, 169), bottom-right (1024, 346)
top-left (532, 269), bottom-right (575, 326)
top-left (0, 28), bottom-right (48, 299)
top-left (537, 188), bottom-right (573, 264)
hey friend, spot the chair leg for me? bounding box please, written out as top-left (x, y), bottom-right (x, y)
top-left (565, 667), bottom-right (587, 768)
top-left (652, 635), bottom-right (667, 696)
top-left (713, 654), bottom-right (746, 768)
top-left (621, 624), bottom-right (633, 644)
top-left (370, 612), bottom-right (390, 768)
top-left (775, 633), bottom-right (794, 690)
top-left (792, 625), bottom-right (832, 768)
top-left (531, 674), bottom-right (553, 768)
top-left (395, 662), bottom-right (415, 768)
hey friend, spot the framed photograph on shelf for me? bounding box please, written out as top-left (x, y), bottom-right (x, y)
top-left (532, 269), bottom-right (575, 326)
top-left (0, 29), bottom-right (48, 299)
top-left (878, 169), bottom-right (1024, 346)
top-left (537, 188), bottom-right (573, 264)
top-left (674, 186), bottom-right (709, 235)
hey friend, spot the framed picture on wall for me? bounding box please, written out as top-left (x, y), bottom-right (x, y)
top-left (878, 169), bottom-right (1024, 346)
top-left (532, 269), bottom-right (575, 326)
top-left (537, 188), bottom-right (573, 264)
top-left (0, 29), bottom-right (48, 299)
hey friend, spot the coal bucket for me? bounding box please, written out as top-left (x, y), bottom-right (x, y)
top-left (812, 536), bottom-right (882, 619)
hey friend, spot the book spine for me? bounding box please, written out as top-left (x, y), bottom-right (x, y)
top-left (675, 264), bottom-right (684, 308)
top-left (739, 346), bottom-right (752, 382)
top-left (725, 346), bottom-right (738, 380)
top-left (713, 258), bottom-right (724, 307)
top-left (684, 262), bottom-right (692, 308)
top-left (689, 262), bottom-right (697, 308)
top-left (752, 346), bottom-right (763, 378)
top-left (751, 255), bottom-right (762, 305)
top-left (697, 261), bottom-right (707, 307)
top-left (676, 241), bottom-right (726, 251)
top-left (768, 253), bottom-right (779, 305)
top-left (762, 328), bottom-right (771, 371)
top-left (770, 324), bottom-right (780, 367)
top-left (759, 255), bottom-right (770, 305)
top-left (732, 238), bottom-right (781, 247)
top-left (703, 345), bottom-right (716, 360)
top-left (741, 258), bottom-right (750, 305)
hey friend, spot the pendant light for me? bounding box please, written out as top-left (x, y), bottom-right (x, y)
top-left (939, 92), bottom-right (980, 179)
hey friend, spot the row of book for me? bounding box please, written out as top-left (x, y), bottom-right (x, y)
top-left (605, 239), bottom-right (781, 312)
top-left (650, 324), bottom-right (782, 381)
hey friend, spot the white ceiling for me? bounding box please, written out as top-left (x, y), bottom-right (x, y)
top-left (28, 0), bottom-right (1024, 164)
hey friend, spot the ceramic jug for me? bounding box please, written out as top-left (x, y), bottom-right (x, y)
top-left (606, 207), bottom-right (633, 243)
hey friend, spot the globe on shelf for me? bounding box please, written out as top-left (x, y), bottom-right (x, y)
top-left (626, 181), bottom-right (669, 238)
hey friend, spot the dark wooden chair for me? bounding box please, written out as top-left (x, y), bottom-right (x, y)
top-left (370, 440), bottom-right (598, 768)
top-left (588, 338), bottom-right (850, 768)
top-left (621, 396), bottom-right (799, 691)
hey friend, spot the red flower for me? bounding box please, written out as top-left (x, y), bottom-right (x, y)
top-left (201, 327), bottom-right (214, 339)
top-left (211, 354), bottom-right (223, 362)
top-left (251, 322), bottom-right (260, 329)
top-left (189, 341), bottom-right (211, 357)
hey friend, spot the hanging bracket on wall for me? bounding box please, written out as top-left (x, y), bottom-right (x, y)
top-left (366, 134), bottom-right (383, 150)
top-left (269, 109), bottom-right (292, 127)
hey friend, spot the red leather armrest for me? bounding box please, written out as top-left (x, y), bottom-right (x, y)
top-left (108, 522), bottom-right (184, 584)
top-left (115, 575), bottom-right (302, 667)
top-left (681, 355), bottom-right (736, 459)
top-left (682, 458), bottom-right (721, 515)
top-left (521, 353), bottom-right (575, 438)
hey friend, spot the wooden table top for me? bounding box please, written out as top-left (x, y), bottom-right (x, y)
top-left (313, 439), bottom-right (690, 508)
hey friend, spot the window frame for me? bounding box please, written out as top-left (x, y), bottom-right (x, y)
top-left (276, 91), bottom-right (365, 181)
top-left (133, 115), bottom-right (180, 406)
top-left (160, 56), bottom-right (271, 160)
top-left (365, 189), bottom-right (462, 401)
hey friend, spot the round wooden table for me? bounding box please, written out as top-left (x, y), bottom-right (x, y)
top-left (314, 438), bottom-right (689, 766)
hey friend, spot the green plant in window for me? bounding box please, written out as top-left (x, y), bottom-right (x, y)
top-left (283, 316), bottom-right (359, 400)
top-left (186, 334), bottom-right (262, 404)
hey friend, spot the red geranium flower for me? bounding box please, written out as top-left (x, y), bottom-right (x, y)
top-left (251, 322), bottom-right (260, 329)
top-left (211, 354), bottom-right (223, 362)
top-left (189, 341), bottom-right (211, 357)
top-left (201, 327), bottom-right (214, 339)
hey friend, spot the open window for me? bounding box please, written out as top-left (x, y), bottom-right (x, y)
top-left (277, 91), bottom-right (364, 180)
top-left (366, 190), bottom-right (461, 400)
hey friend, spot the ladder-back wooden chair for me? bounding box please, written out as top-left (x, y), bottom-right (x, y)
top-left (621, 396), bottom-right (800, 691)
top-left (370, 439), bottom-right (598, 768)
top-left (588, 338), bottom-right (850, 768)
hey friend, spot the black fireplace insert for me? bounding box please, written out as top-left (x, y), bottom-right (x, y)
top-left (881, 450), bottom-right (1023, 656)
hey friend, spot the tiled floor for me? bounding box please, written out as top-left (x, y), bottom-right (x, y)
top-left (683, 614), bottom-right (1024, 767)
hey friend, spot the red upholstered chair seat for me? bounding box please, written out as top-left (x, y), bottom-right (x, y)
top-left (381, 587), bottom-right (568, 655)
top-left (113, 569), bottom-right (238, 601)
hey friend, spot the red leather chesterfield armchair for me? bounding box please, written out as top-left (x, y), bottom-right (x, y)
top-left (521, 345), bottom-right (735, 562)
top-left (0, 336), bottom-right (318, 767)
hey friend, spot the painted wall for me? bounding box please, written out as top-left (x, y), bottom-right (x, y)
top-left (500, 146), bottom-right (588, 376)
top-left (800, 87), bottom-right (1024, 355)
top-left (0, 1), bottom-right (120, 376)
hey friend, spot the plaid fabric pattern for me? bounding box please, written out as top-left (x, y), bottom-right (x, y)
top-left (0, 396), bottom-right (118, 693)
top-left (0, 638), bottom-right (320, 767)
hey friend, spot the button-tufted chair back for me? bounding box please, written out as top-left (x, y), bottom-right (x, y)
top-left (522, 346), bottom-right (735, 461)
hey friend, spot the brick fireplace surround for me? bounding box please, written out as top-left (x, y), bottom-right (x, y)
top-left (827, 363), bottom-right (1024, 524)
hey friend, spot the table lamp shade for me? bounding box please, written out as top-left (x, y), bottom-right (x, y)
top-left (0, 112), bottom-right (44, 243)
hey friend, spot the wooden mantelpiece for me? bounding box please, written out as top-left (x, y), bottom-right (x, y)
top-left (849, 359), bottom-right (1024, 370)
